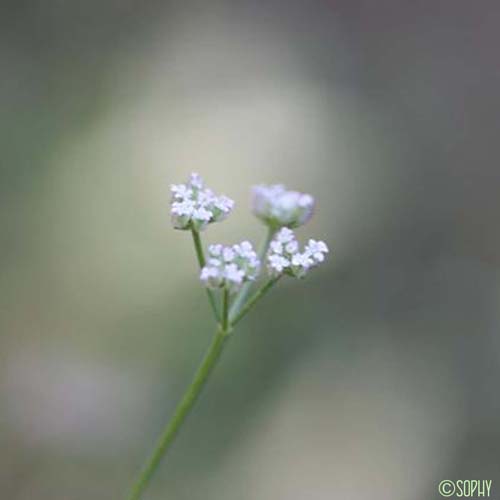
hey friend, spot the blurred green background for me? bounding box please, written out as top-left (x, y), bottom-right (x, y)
top-left (2, 1), bottom-right (500, 499)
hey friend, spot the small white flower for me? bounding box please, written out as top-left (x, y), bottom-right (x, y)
top-left (238, 241), bottom-right (254, 256)
top-left (291, 252), bottom-right (314, 278)
top-left (171, 184), bottom-right (192, 200)
top-left (305, 239), bottom-right (329, 263)
top-left (298, 194), bottom-right (314, 207)
top-left (291, 253), bottom-right (312, 267)
top-left (197, 189), bottom-right (214, 206)
top-left (189, 172), bottom-right (204, 190)
top-left (200, 266), bottom-right (222, 288)
top-left (247, 257), bottom-right (260, 270)
top-left (200, 241), bottom-right (261, 293)
top-left (224, 263), bottom-right (245, 285)
top-left (270, 240), bottom-right (283, 254)
top-left (285, 240), bottom-right (299, 254)
top-left (193, 206), bottom-right (212, 221)
top-left (222, 247), bottom-right (235, 262)
top-left (208, 244), bottom-right (223, 257)
top-left (276, 227), bottom-right (295, 243)
top-left (268, 254), bottom-right (290, 276)
top-left (171, 199), bottom-right (194, 215)
top-left (267, 228), bottom-right (328, 279)
top-left (170, 173), bottom-right (235, 231)
top-left (212, 195), bottom-right (235, 222)
top-left (171, 199), bottom-right (196, 229)
top-left (252, 184), bottom-right (315, 229)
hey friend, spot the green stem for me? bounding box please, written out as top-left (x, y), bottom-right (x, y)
top-left (230, 277), bottom-right (279, 327)
top-left (191, 229), bottom-right (220, 322)
top-left (222, 288), bottom-right (230, 331)
top-left (127, 328), bottom-right (229, 500)
top-left (229, 227), bottom-right (275, 319)
top-left (127, 230), bottom-right (278, 498)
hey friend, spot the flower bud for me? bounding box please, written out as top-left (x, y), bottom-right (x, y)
top-left (252, 184), bottom-right (315, 229)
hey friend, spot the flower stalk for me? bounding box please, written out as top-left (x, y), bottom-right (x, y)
top-left (229, 227), bottom-right (275, 319)
top-left (229, 277), bottom-right (280, 326)
top-left (127, 174), bottom-right (329, 499)
top-left (191, 228), bottom-right (220, 322)
top-left (127, 327), bottom-right (229, 500)
top-left (222, 288), bottom-right (230, 331)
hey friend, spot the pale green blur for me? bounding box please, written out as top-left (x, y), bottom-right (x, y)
top-left (1, 2), bottom-right (500, 499)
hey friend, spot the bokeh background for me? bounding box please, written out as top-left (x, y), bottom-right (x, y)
top-left (2, 1), bottom-right (500, 499)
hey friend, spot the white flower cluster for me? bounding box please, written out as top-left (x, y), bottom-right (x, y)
top-left (171, 173), bottom-right (234, 231)
top-left (252, 184), bottom-right (315, 229)
top-left (200, 241), bottom-right (260, 293)
top-left (267, 228), bottom-right (328, 278)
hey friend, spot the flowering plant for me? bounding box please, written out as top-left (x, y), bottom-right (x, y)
top-left (128, 173), bottom-right (328, 499)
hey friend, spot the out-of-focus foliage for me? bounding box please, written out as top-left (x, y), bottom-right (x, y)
top-left (1, 1), bottom-right (500, 499)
